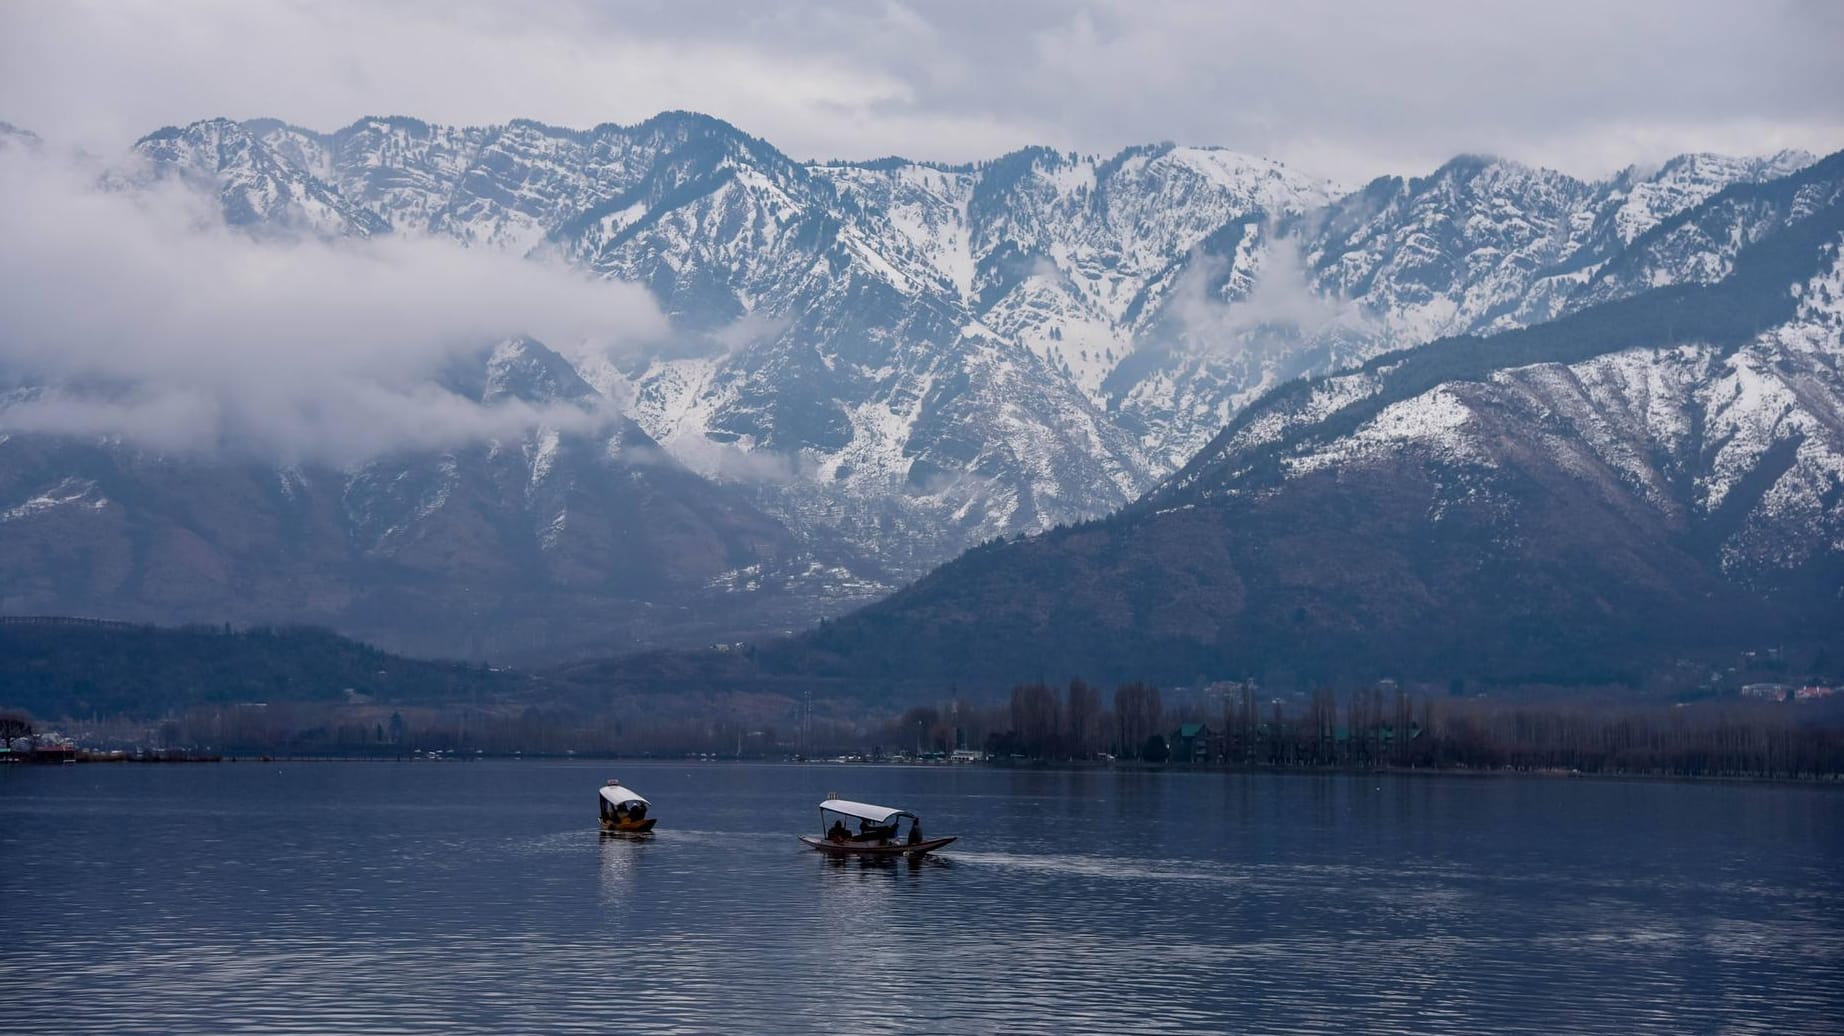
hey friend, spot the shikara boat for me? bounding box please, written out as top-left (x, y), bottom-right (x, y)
top-left (598, 779), bottom-right (656, 834)
top-left (799, 795), bottom-right (956, 857)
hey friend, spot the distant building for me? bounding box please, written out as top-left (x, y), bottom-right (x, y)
top-left (949, 749), bottom-right (985, 764)
top-left (1172, 722), bottom-right (1212, 764)
top-left (29, 743), bottom-right (77, 763)
top-left (1742, 683), bottom-right (1792, 701)
top-left (1795, 685), bottom-right (1837, 701)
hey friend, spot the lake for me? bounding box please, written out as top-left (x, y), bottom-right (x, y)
top-left (1, 761), bottom-right (1839, 1033)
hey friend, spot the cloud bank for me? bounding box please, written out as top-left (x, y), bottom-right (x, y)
top-left (1165, 238), bottom-right (1369, 358)
top-left (0, 147), bottom-right (669, 465)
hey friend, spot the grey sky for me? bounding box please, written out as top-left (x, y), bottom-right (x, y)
top-left (2, 0), bottom-right (1838, 183)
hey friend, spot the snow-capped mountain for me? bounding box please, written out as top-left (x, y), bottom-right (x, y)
top-left (748, 191), bottom-right (1844, 686)
top-left (1163, 150), bottom-right (1844, 497)
top-left (2, 110), bottom-right (1834, 660)
top-left (130, 120), bottom-right (390, 237)
top-left (1109, 148), bottom-right (1824, 467)
top-left (128, 115), bottom-right (1174, 573)
top-left (113, 116), bottom-right (1816, 555)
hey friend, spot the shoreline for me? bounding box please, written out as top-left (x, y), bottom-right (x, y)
top-left (21, 752), bottom-right (1841, 786)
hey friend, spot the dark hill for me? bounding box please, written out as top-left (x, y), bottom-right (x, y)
top-left (0, 618), bottom-right (527, 720)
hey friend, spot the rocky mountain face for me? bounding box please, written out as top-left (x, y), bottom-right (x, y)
top-left (1116, 149), bottom-right (1820, 468)
top-left (0, 110), bottom-right (1832, 662)
top-left (743, 178), bottom-right (1844, 687)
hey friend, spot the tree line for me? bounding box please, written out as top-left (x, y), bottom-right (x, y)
top-left (885, 680), bottom-right (1844, 779)
top-left (21, 665), bottom-right (1843, 779)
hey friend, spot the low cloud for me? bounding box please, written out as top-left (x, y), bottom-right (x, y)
top-left (709, 311), bottom-right (793, 355)
top-left (0, 146), bottom-right (670, 465)
top-left (1166, 237), bottom-right (1368, 356)
top-left (665, 434), bottom-right (819, 485)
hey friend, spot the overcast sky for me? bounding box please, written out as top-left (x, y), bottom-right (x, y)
top-left (3, 0), bottom-right (1839, 183)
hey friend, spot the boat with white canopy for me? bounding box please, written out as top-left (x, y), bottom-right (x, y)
top-left (799, 795), bottom-right (956, 856)
top-left (598, 779), bottom-right (656, 834)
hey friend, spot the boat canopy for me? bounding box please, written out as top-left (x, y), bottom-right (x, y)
top-left (819, 799), bottom-right (914, 824)
top-left (599, 783), bottom-right (649, 809)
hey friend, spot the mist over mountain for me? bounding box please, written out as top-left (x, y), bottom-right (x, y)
top-left (0, 111), bottom-right (1835, 667)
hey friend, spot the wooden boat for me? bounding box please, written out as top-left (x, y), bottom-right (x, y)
top-left (799, 795), bottom-right (957, 856)
top-left (598, 779), bottom-right (657, 834)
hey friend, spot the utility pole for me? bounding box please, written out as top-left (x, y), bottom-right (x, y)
top-left (801, 687), bottom-right (812, 759)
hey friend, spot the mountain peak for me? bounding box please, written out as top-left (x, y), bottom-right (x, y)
top-left (1422, 152), bottom-right (1503, 181)
top-left (128, 117), bottom-right (390, 237)
top-left (630, 109), bottom-right (747, 137)
top-left (481, 337), bottom-right (600, 406)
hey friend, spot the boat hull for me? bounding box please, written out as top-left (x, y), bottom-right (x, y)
top-left (800, 835), bottom-right (956, 857)
top-left (600, 817), bottom-right (658, 834)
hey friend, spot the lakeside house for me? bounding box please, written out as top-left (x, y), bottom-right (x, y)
top-left (1172, 722), bottom-right (1212, 763)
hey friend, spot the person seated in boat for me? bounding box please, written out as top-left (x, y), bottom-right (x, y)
top-left (858, 819), bottom-right (897, 843)
top-left (828, 819), bottom-right (850, 842)
top-left (626, 801), bottom-right (646, 822)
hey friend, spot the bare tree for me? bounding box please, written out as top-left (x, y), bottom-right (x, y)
top-left (1065, 679), bottom-right (1101, 759)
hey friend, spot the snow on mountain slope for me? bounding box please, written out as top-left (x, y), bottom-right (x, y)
top-left (1303, 156), bottom-right (1597, 341)
top-left (30, 112), bottom-right (1826, 659)
top-left (775, 217), bottom-right (1844, 687)
top-left (819, 162), bottom-right (978, 299)
top-left (1096, 148), bottom-right (1828, 465)
top-left (1602, 150), bottom-right (1816, 247)
top-left (127, 119), bottom-right (389, 237)
top-left (968, 145), bottom-right (1344, 323)
top-left (800, 146), bottom-right (1350, 473)
top-left (1698, 234), bottom-right (1844, 573)
top-left (118, 115), bottom-right (1832, 528)
top-left (1574, 151), bottom-right (1844, 312)
top-left (1273, 230), bottom-right (1844, 581)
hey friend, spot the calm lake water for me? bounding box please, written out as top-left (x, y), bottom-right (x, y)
top-left (1, 761), bottom-right (1840, 1034)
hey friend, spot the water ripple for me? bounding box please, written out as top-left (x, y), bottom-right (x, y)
top-left (2, 762), bottom-right (1838, 1034)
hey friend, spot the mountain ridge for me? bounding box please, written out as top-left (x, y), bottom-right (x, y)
top-left (1, 111), bottom-right (1835, 662)
top-left (587, 184), bottom-right (1844, 691)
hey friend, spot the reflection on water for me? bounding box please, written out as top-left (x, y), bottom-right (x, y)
top-left (597, 831), bottom-right (649, 901)
top-left (1, 762), bottom-right (1840, 1034)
